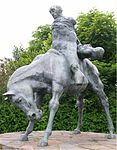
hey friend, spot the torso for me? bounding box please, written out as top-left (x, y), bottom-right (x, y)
top-left (52, 16), bottom-right (77, 51)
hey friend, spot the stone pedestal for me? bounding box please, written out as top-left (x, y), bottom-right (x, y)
top-left (0, 131), bottom-right (116, 150)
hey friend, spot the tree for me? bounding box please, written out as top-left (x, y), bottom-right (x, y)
top-left (12, 45), bottom-right (25, 61)
top-left (76, 9), bottom-right (116, 62)
top-left (0, 9), bottom-right (116, 133)
top-left (28, 25), bottom-right (52, 53)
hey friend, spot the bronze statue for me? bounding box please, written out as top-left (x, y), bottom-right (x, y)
top-left (3, 5), bottom-right (115, 147)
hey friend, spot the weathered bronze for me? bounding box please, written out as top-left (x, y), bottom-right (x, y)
top-left (3, 5), bottom-right (115, 147)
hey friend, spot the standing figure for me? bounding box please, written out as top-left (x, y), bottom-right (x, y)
top-left (49, 5), bottom-right (86, 85)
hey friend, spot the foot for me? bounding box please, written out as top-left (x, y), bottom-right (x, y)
top-left (107, 134), bottom-right (116, 139)
top-left (39, 138), bottom-right (48, 147)
top-left (20, 134), bottom-right (28, 141)
top-left (73, 128), bottom-right (81, 134)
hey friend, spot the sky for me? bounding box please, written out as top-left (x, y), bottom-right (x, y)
top-left (0, 0), bottom-right (116, 59)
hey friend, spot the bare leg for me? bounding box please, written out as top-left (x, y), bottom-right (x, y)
top-left (20, 120), bottom-right (35, 141)
top-left (90, 77), bottom-right (115, 139)
top-left (83, 59), bottom-right (115, 138)
top-left (95, 89), bottom-right (115, 139)
top-left (39, 82), bottom-right (63, 146)
top-left (74, 93), bottom-right (84, 134)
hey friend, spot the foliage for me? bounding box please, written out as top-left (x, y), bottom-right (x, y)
top-left (0, 9), bottom-right (116, 134)
top-left (28, 25), bottom-right (52, 53)
top-left (76, 9), bottom-right (116, 62)
top-left (0, 101), bottom-right (28, 133)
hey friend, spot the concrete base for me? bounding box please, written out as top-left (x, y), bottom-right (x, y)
top-left (0, 131), bottom-right (116, 150)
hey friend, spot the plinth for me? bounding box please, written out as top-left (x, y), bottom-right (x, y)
top-left (0, 131), bottom-right (116, 150)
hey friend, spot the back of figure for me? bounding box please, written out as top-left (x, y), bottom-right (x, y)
top-left (50, 5), bottom-right (77, 53)
top-left (49, 5), bottom-right (86, 85)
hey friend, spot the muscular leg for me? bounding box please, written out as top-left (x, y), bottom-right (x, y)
top-left (91, 79), bottom-right (115, 139)
top-left (20, 93), bottom-right (44, 141)
top-left (81, 58), bottom-right (115, 138)
top-left (94, 88), bottom-right (115, 138)
top-left (74, 93), bottom-right (84, 134)
top-left (39, 82), bottom-right (63, 146)
top-left (20, 120), bottom-right (35, 141)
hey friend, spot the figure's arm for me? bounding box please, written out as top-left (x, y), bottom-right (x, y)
top-left (68, 17), bottom-right (76, 25)
top-left (77, 38), bottom-right (82, 46)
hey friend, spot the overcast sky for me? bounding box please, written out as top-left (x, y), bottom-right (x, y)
top-left (0, 0), bottom-right (116, 59)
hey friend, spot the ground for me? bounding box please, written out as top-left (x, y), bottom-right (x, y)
top-left (0, 131), bottom-right (116, 150)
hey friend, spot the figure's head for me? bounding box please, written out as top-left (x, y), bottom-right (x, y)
top-left (3, 90), bottom-right (42, 121)
top-left (49, 5), bottom-right (63, 19)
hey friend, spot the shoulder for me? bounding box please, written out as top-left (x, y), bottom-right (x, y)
top-left (67, 17), bottom-right (76, 25)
